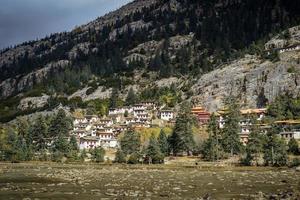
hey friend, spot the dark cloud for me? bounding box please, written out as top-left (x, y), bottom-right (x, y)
top-left (0, 0), bottom-right (132, 49)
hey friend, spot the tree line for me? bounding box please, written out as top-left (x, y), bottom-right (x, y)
top-left (115, 102), bottom-right (196, 164)
top-left (202, 95), bottom-right (300, 167)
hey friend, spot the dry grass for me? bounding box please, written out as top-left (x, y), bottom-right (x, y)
top-left (0, 162), bottom-right (299, 199)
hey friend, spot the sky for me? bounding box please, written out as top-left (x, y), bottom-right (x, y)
top-left (0, 0), bottom-right (132, 49)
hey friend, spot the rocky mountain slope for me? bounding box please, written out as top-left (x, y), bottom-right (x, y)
top-left (0, 0), bottom-right (300, 122)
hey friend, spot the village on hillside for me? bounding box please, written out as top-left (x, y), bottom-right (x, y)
top-left (71, 101), bottom-right (300, 151)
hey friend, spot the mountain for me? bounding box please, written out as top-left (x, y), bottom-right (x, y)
top-left (0, 0), bottom-right (300, 122)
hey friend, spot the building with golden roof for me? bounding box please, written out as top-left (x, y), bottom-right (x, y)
top-left (191, 106), bottom-right (211, 125)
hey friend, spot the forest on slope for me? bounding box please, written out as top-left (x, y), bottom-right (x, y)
top-left (0, 0), bottom-right (300, 122)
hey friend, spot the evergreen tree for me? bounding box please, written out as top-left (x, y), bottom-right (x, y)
top-left (91, 147), bottom-right (105, 163)
top-left (158, 129), bottom-right (169, 156)
top-left (149, 52), bottom-right (163, 71)
top-left (109, 87), bottom-right (119, 108)
top-left (86, 104), bottom-right (97, 115)
top-left (14, 135), bottom-right (32, 161)
top-left (69, 135), bottom-right (79, 151)
top-left (120, 130), bottom-right (141, 155)
top-left (31, 115), bottom-right (48, 151)
top-left (146, 134), bottom-right (164, 164)
top-left (242, 116), bottom-right (265, 166)
top-left (203, 113), bottom-right (223, 161)
top-left (263, 126), bottom-right (288, 166)
top-left (4, 128), bottom-right (17, 161)
top-left (80, 149), bottom-right (87, 162)
top-left (126, 87), bottom-right (137, 106)
top-left (53, 134), bottom-right (70, 155)
top-left (16, 118), bottom-right (29, 138)
top-left (48, 109), bottom-right (71, 138)
top-left (169, 102), bottom-right (195, 155)
top-left (288, 138), bottom-right (299, 155)
top-left (221, 96), bottom-right (242, 155)
top-left (114, 148), bottom-right (126, 163)
top-left (127, 152), bottom-right (140, 164)
top-left (124, 110), bottom-right (129, 117)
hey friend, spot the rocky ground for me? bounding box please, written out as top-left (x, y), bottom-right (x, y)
top-left (0, 163), bottom-right (299, 200)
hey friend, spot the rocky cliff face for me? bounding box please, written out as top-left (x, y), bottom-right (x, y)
top-left (0, 0), bottom-right (300, 122)
top-left (191, 52), bottom-right (300, 111)
top-left (0, 60), bottom-right (69, 98)
top-left (191, 26), bottom-right (300, 111)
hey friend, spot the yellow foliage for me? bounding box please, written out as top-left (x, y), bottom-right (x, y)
top-left (137, 127), bottom-right (173, 144)
top-left (72, 110), bottom-right (84, 118)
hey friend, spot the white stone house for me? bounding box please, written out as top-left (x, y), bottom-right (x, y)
top-left (95, 131), bottom-right (118, 148)
top-left (125, 117), bottom-right (140, 125)
top-left (74, 122), bottom-right (92, 131)
top-left (160, 110), bottom-right (174, 121)
top-left (280, 129), bottom-right (300, 140)
top-left (91, 126), bottom-right (113, 137)
top-left (101, 138), bottom-right (118, 148)
top-left (136, 113), bottom-right (149, 120)
top-left (278, 44), bottom-right (300, 53)
top-left (133, 104), bottom-right (146, 111)
top-left (74, 117), bottom-right (88, 125)
top-left (134, 109), bottom-right (148, 117)
top-left (98, 119), bottom-right (113, 127)
top-left (114, 125), bottom-right (128, 133)
top-left (71, 129), bottom-right (89, 138)
top-left (79, 136), bottom-right (101, 150)
top-left (131, 122), bottom-right (151, 128)
top-left (85, 115), bottom-right (99, 123)
top-left (141, 101), bottom-right (157, 109)
top-left (109, 107), bottom-right (133, 115)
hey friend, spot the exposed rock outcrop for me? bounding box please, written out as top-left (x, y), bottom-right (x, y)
top-left (191, 52), bottom-right (300, 111)
top-left (0, 60), bottom-right (69, 98)
top-left (18, 95), bottom-right (49, 111)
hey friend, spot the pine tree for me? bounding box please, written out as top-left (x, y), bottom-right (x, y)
top-left (80, 149), bottom-right (87, 162)
top-left (109, 87), bottom-right (119, 108)
top-left (120, 130), bottom-right (141, 155)
top-left (14, 135), bottom-right (31, 161)
top-left (53, 134), bottom-right (70, 155)
top-left (91, 147), bottom-right (105, 163)
top-left (126, 87), bottom-right (137, 106)
top-left (243, 115), bottom-right (264, 165)
top-left (31, 115), bottom-right (48, 151)
top-left (16, 118), bottom-right (29, 138)
top-left (158, 129), bottom-right (169, 156)
top-left (263, 125), bottom-right (288, 166)
top-left (48, 109), bottom-right (71, 138)
top-left (221, 96), bottom-right (242, 155)
top-left (203, 113), bottom-right (223, 161)
top-left (69, 135), bottom-right (79, 151)
top-left (288, 138), bottom-right (299, 155)
top-left (169, 102), bottom-right (195, 155)
top-left (146, 134), bottom-right (164, 164)
top-left (4, 128), bottom-right (17, 161)
top-left (114, 148), bottom-right (126, 163)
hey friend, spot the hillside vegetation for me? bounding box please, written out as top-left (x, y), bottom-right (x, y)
top-left (0, 0), bottom-right (300, 122)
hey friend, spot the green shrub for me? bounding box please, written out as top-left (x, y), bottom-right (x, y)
top-left (287, 66), bottom-right (296, 74)
top-left (114, 149), bottom-right (127, 163)
top-left (51, 151), bottom-right (64, 162)
top-left (290, 158), bottom-right (300, 167)
top-left (90, 147), bottom-right (105, 163)
top-left (128, 153), bottom-right (140, 164)
top-left (86, 87), bottom-right (96, 95)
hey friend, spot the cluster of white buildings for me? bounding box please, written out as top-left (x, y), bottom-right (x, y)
top-left (71, 102), bottom-right (176, 150)
top-left (216, 107), bottom-right (300, 144)
top-left (266, 43), bottom-right (300, 55)
top-left (216, 108), bottom-right (268, 145)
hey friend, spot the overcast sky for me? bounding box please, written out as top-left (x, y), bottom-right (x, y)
top-left (0, 0), bottom-right (132, 49)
